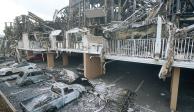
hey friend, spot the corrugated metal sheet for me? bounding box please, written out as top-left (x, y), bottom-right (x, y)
top-left (85, 8), bottom-right (106, 18)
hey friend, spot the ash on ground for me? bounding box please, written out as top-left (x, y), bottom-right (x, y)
top-left (57, 79), bottom-right (154, 112)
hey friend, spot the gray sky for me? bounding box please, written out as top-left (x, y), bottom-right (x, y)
top-left (0, 0), bottom-right (69, 35)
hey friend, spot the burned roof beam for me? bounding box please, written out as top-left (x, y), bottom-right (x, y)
top-left (28, 12), bottom-right (55, 31)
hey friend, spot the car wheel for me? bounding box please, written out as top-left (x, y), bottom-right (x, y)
top-left (25, 80), bottom-right (34, 85)
top-left (21, 108), bottom-right (26, 112)
top-left (5, 71), bottom-right (12, 76)
top-left (46, 106), bottom-right (57, 112)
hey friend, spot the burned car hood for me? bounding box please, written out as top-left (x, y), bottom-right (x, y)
top-left (0, 67), bottom-right (11, 71)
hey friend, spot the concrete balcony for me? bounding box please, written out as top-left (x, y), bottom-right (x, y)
top-left (104, 38), bottom-right (194, 69)
top-left (29, 41), bottom-right (41, 49)
top-left (18, 41), bottom-right (47, 51)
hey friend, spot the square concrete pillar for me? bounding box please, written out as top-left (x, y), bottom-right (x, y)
top-left (84, 53), bottom-right (103, 79)
top-left (26, 51), bottom-right (33, 59)
top-left (62, 53), bottom-right (68, 66)
top-left (170, 67), bottom-right (181, 112)
top-left (47, 53), bottom-right (55, 68)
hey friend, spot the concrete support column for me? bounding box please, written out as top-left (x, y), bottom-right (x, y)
top-left (47, 53), bottom-right (55, 68)
top-left (26, 51), bottom-right (33, 59)
top-left (62, 53), bottom-right (68, 66)
top-left (170, 67), bottom-right (181, 112)
top-left (118, 0), bottom-right (122, 20)
top-left (84, 53), bottom-right (103, 79)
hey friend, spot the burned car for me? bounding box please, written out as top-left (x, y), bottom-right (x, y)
top-left (0, 60), bottom-right (15, 69)
top-left (16, 70), bottom-right (51, 86)
top-left (27, 54), bottom-right (47, 62)
top-left (20, 82), bottom-right (86, 112)
top-left (0, 62), bottom-right (37, 76)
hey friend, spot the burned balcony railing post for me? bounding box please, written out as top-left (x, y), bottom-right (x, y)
top-left (105, 38), bottom-right (158, 59)
top-left (154, 16), bottom-right (162, 60)
top-left (173, 37), bottom-right (194, 61)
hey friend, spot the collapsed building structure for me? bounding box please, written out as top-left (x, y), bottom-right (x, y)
top-left (3, 0), bottom-right (194, 111)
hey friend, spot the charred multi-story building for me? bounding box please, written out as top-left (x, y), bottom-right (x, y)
top-left (3, 1), bottom-right (194, 111)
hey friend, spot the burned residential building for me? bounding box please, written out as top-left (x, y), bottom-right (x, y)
top-left (1, 0), bottom-right (194, 112)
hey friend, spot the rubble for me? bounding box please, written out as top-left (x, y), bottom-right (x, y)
top-left (57, 79), bottom-right (154, 112)
top-left (54, 69), bottom-right (79, 84)
top-left (76, 64), bottom-right (84, 76)
top-left (0, 60), bottom-right (152, 112)
top-left (20, 82), bottom-right (86, 112)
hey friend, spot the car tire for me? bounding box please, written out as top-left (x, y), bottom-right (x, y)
top-left (21, 108), bottom-right (26, 112)
top-left (5, 71), bottom-right (12, 76)
top-left (25, 80), bottom-right (34, 85)
top-left (46, 106), bottom-right (57, 112)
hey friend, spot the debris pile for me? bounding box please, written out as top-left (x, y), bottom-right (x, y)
top-left (59, 79), bottom-right (152, 112)
top-left (54, 69), bottom-right (79, 84)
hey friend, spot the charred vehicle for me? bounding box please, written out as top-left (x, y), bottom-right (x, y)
top-left (0, 57), bottom-right (15, 68)
top-left (0, 60), bottom-right (15, 69)
top-left (0, 62), bottom-right (37, 76)
top-left (20, 82), bottom-right (86, 112)
top-left (27, 54), bottom-right (47, 62)
top-left (16, 70), bottom-right (51, 86)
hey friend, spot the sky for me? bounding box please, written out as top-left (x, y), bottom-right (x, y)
top-left (0, 0), bottom-right (69, 35)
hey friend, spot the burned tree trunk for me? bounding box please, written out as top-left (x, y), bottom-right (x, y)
top-left (159, 23), bottom-right (176, 79)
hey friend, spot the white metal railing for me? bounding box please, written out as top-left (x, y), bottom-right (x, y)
top-left (105, 38), bottom-right (194, 61)
top-left (160, 38), bottom-right (168, 59)
top-left (21, 37), bottom-right (194, 61)
top-left (55, 41), bottom-right (85, 51)
top-left (41, 41), bottom-right (49, 49)
top-left (18, 41), bottom-right (24, 49)
top-left (68, 42), bottom-right (84, 50)
top-left (105, 39), bottom-right (156, 58)
top-left (174, 37), bottom-right (194, 61)
top-left (56, 41), bottom-right (65, 49)
top-left (29, 41), bottom-right (41, 49)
